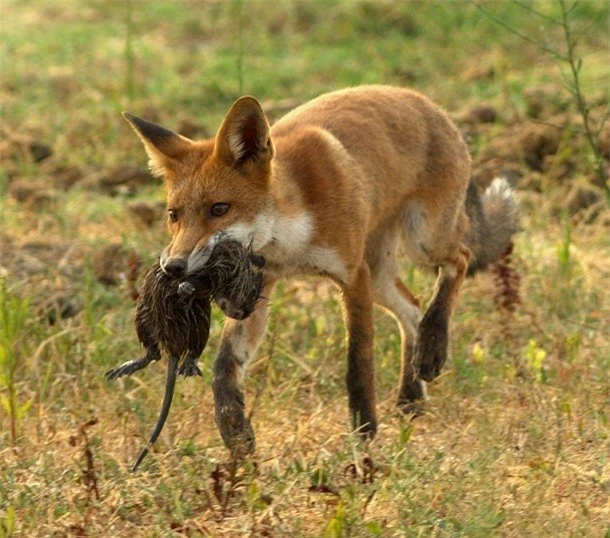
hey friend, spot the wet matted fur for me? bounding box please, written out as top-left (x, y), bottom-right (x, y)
top-left (105, 240), bottom-right (265, 471)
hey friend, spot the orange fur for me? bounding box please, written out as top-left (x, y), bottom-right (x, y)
top-left (124, 85), bottom-right (518, 448)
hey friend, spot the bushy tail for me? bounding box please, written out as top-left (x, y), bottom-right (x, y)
top-left (465, 177), bottom-right (520, 275)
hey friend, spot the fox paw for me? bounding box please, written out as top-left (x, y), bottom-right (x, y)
top-left (396, 398), bottom-right (426, 417)
top-left (227, 421), bottom-right (256, 460)
top-left (355, 420), bottom-right (377, 441)
top-left (396, 375), bottom-right (426, 416)
top-left (215, 398), bottom-right (256, 457)
top-left (350, 406), bottom-right (378, 441)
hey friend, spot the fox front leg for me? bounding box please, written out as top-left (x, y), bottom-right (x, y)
top-left (342, 262), bottom-right (377, 438)
top-left (213, 337), bottom-right (256, 457)
top-left (212, 281), bottom-right (274, 457)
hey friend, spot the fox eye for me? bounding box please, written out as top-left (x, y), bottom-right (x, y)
top-left (210, 203), bottom-right (230, 217)
top-left (168, 209), bottom-right (179, 222)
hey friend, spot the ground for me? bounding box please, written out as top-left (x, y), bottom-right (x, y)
top-left (0, 1), bottom-right (609, 537)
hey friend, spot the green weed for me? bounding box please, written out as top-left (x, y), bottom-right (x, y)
top-left (0, 281), bottom-right (32, 443)
top-left (1, 0), bottom-right (609, 536)
top-left (475, 0), bottom-right (610, 196)
top-left (524, 339), bottom-right (548, 383)
top-left (556, 210), bottom-right (573, 275)
top-left (0, 506), bottom-right (16, 538)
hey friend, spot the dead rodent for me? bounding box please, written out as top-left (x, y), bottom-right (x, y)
top-left (105, 240), bottom-right (265, 471)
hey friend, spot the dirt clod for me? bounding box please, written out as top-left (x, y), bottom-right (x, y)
top-left (565, 184), bottom-right (601, 216)
top-left (462, 64), bottom-right (495, 83)
top-left (127, 201), bottom-right (161, 228)
top-left (598, 124), bottom-right (610, 160)
top-left (29, 141), bottom-right (53, 163)
top-left (464, 104), bottom-right (498, 125)
top-left (46, 164), bottom-right (84, 190)
top-left (177, 117), bottom-right (210, 139)
top-left (8, 179), bottom-right (46, 203)
top-left (8, 178), bottom-right (57, 209)
top-left (91, 243), bottom-right (130, 285)
top-left (92, 165), bottom-right (153, 195)
top-left (37, 294), bottom-right (82, 324)
top-left (517, 123), bottom-right (561, 171)
top-left (522, 84), bottom-right (569, 119)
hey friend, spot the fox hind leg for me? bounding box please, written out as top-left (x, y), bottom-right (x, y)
top-left (369, 233), bottom-right (426, 414)
top-left (413, 243), bottom-right (471, 381)
top-left (400, 193), bottom-right (472, 382)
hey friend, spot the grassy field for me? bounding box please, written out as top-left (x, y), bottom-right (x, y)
top-left (1, 0), bottom-right (609, 536)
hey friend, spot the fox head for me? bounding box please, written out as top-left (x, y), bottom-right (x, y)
top-left (124, 97), bottom-right (274, 277)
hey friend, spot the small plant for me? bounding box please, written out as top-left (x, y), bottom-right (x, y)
top-left (0, 280), bottom-right (32, 444)
top-left (524, 339), bottom-right (548, 383)
top-left (554, 0), bottom-right (609, 198)
top-left (79, 419), bottom-right (101, 502)
top-left (475, 0), bottom-right (609, 201)
top-left (0, 172), bottom-right (8, 223)
top-left (324, 501), bottom-right (347, 538)
top-left (0, 506), bottom-right (16, 538)
top-left (490, 242), bottom-right (524, 374)
top-left (471, 342), bottom-right (485, 365)
top-left (397, 422), bottom-right (413, 451)
top-left (246, 479), bottom-right (269, 513)
top-left (556, 211), bottom-right (573, 276)
top-left (563, 332), bottom-right (581, 362)
top-left (492, 243), bottom-right (521, 318)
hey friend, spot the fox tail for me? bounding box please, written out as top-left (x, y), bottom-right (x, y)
top-left (464, 177), bottom-right (520, 275)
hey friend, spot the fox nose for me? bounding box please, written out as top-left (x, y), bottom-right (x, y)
top-left (163, 258), bottom-right (187, 278)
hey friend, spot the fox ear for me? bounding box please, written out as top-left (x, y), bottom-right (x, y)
top-left (123, 112), bottom-right (193, 177)
top-left (215, 97), bottom-right (273, 169)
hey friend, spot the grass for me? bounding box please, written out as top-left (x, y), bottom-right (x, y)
top-left (1, 0), bottom-right (609, 536)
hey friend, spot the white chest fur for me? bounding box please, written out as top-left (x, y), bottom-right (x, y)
top-left (224, 211), bottom-right (348, 283)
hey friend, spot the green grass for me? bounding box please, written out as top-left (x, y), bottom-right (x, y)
top-left (1, 0), bottom-right (609, 536)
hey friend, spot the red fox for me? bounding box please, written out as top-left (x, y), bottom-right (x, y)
top-left (124, 85), bottom-right (519, 453)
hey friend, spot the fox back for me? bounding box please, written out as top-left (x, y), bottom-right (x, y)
top-left (123, 85), bottom-right (519, 453)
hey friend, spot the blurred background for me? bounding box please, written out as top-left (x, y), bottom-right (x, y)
top-left (1, 1), bottom-right (609, 536)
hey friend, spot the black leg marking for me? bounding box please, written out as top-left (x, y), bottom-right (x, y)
top-left (397, 342), bottom-right (426, 416)
top-left (413, 278), bottom-right (451, 382)
top-left (212, 340), bottom-right (255, 457)
top-left (346, 322), bottom-right (378, 439)
top-left (343, 266), bottom-right (378, 440)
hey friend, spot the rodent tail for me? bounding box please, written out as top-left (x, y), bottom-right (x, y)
top-left (132, 354), bottom-right (179, 472)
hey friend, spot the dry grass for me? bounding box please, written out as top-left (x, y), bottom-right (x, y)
top-left (1, 1), bottom-right (609, 536)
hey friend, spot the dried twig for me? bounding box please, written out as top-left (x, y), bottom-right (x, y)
top-left (492, 242), bottom-right (521, 318)
top-left (79, 418), bottom-right (101, 502)
top-left (491, 242), bottom-right (524, 373)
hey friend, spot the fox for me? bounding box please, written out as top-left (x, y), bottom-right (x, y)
top-left (123, 85), bottom-right (519, 454)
